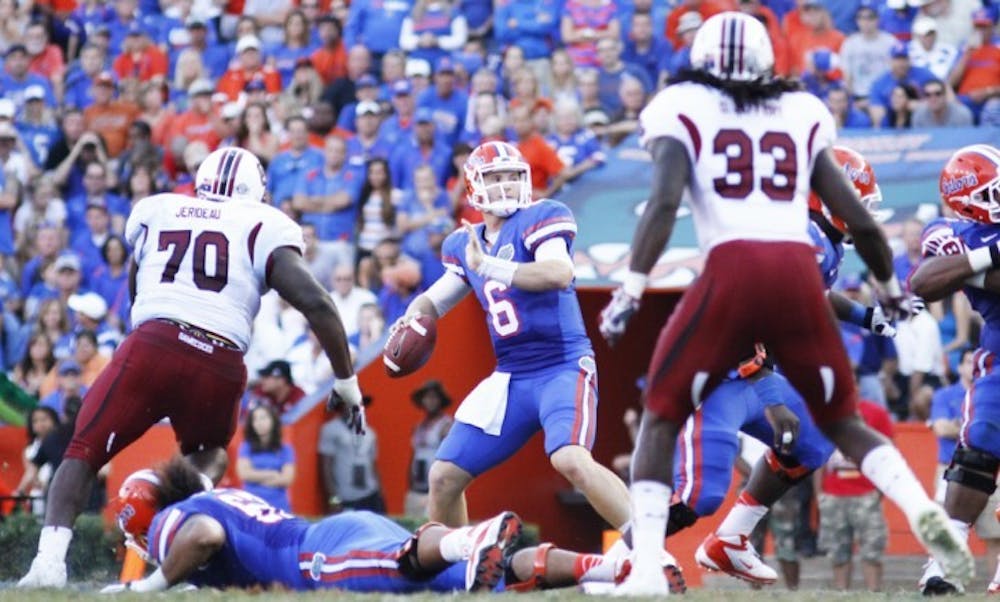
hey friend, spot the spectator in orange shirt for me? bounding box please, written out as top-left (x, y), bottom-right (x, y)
top-left (310, 15), bottom-right (347, 85)
top-left (787, 0), bottom-right (845, 76)
top-left (166, 79), bottom-right (222, 166)
top-left (25, 21), bottom-right (64, 97)
top-left (949, 8), bottom-right (1000, 121)
top-left (665, 0), bottom-right (734, 49)
top-left (216, 35), bottom-right (282, 101)
top-left (82, 72), bottom-right (139, 158)
top-left (112, 24), bottom-right (168, 86)
top-left (510, 104), bottom-right (568, 199)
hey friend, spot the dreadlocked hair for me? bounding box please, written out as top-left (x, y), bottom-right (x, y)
top-left (671, 69), bottom-right (802, 113)
top-left (155, 456), bottom-right (210, 508)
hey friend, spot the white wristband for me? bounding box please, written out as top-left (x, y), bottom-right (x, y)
top-left (476, 255), bottom-right (517, 286)
top-left (967, 245), bottom-right (998, 273)
top-left (622, 271), bottom-right (649, 299)
top-left (878, 275), bottom-right (902, 298)
top-left (129, 568), bottom-right (169, 592)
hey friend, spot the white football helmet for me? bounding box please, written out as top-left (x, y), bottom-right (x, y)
top-left (196, 146), bottom-right (267, 204)
top-left (690, 11), bottom-right (774, 81)
top-left (463, 141), bottom-right (532, 217)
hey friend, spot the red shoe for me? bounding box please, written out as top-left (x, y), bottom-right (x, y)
top-left (695, 533), bottom-right (777, 585)
top-left (465, 511), bottom-right (522, 592)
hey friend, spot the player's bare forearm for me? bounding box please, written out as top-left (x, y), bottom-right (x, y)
top-left (269, 247), bottom-right (354, 379)
top-left (628, 137), bottom-right (689, 274)
top-left (812, 148), bottom-right (893, 281)
top-left (910, 255), bottom-right (977, 301)
top-left (160, 517), bottom-right (225, 586)
top-left (512, 259), bottom-right (573, 291)
top-left (405, 294), bottom-right (440, 320)
top-left (827, 290), bottom-right (856, 322)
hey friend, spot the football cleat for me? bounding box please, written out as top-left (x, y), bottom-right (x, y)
top-left (910, 504), bottom-right (975, 585)
top-left (465, 511), bottom-right (523, 592)
top-left (988, 581), bottom-right (1000, 595)
top-left (17, 555), bottom-right (67, 589)
top-left (613, 551), bottom-right (687, 595)
top-left (695, 533), bottom-right (778, 585)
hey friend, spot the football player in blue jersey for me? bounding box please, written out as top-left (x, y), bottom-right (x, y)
top-left (910, 144), bottom-right (1000, 595)
top-left (392, 140), bottom-right (635, 554)
top-left (101, 458), bottom-right (633, 593)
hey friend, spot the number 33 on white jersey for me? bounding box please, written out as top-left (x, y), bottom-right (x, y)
top-left (638, 82), bottom-right (837, 252)
top-left (125, 193), bottom-right (304, 351)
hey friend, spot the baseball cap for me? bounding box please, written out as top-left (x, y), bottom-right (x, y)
top-left (68, 292), bottom-right (108, 321)
top-left (126, 22), bottom-right (146, 36)
top-left (54, 253), bottom-right (82, 272)
top-left (95, 71), bottom-right (116, 87)
top-left (912, 15), bottom-right (937, 36)
top-left (0, 121), bottom-right (16, 138)
top-left (5, 43), bottom-right (26, 57)
top-left (392, 79), bottom-right (413, 96)
top-left (186, 16), bottom-right (208, 29)
top-left (356, 100), bottom-right (381, 116)
top-left (890, 41), bottom-right (909, 59)
top-left (677, 12), bottom-right (704, 34)
top-left (973, 8), bottom-right (996, 26)
top-left (221, 101), bottom-right (243, 120)
top-left (258, 359), bottom-right (293, 382)
top-left (188, 78), bottom-right (214, 96)
top-left (58, 359), bottom-right (82, 376)
top-left (24, 85), bottom-right (45, 102)
top-left (583, 107), bottom-right (610, 127)
top-left (85, 197), bottom-right (109, 212)
top-left (434, 56), bottom-right (456, 74)
top-left (415, 107), bottom-right (434, 123)
top-left (812, 48), bottom-right (839, 74)
top-left (0, 99), bottom-right (14, 119)
top-left (235, 35), bottom-right (261, 54)
top-left (356, 74), bottom-right (378, 89)
top-left (406, 58), bottom-right (431, 78)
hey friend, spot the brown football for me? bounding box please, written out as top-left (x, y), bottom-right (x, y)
top-left (383, 314), bottom-right (437, 377)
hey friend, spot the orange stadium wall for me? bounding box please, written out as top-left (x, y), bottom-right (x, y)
top-left (0, 290), bottom-right (985, 587)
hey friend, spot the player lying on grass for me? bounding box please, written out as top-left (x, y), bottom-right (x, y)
top-left (100, 457), bottom-right (634, 593)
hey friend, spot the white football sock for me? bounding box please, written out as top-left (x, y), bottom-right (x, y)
top-left (629, 481), bottom-right (670, 572)
top-left (716, 491), bottom-right (769, 537)
top-left (37, 526), bottom-right (72, 561)
top-left (438, 526), bottom-right (474, 562)
top-left (950, 519), bottom-right (970, 543)
top-left (992, 554), bottom-right (1000, 584)
top-left (860, 444), bottom-right (932, 519)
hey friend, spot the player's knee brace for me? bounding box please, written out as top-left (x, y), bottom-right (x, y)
top-left (505, 543), bottom-right (554, 592)
top-left (665, 500), bottom-right (699, 536)
top-left (397, 521), bottom-right (446, 581)
top-left (764, 449), bottom-right (812, 484)
top-left (944, 445), bottom-right (1000, 495)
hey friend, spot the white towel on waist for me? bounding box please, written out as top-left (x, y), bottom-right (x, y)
top-left (454, 371), bottom-right (511, 436)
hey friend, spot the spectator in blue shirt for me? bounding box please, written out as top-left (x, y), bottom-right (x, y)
top-left (878, 0), bottom-right (916, 42)
top-left (266, 116), bottom-right (324, 211)
top-left (546, 100), bottom-right (605, 182)
top-left (88, 236), bottom-right (128, 314)
top-left (292, 135), bottom-right (363, 269)
top-left (65, 161), bottom-right (127, 240)
top-left (389, 107), bottom-right (452, 191)
top-left (594, 37), bottom-right (651, 115)
top-left (0, 45), bottom-right (57, 110)
top-left (335, 73), bottom-right (381, 132)
top-left (929, 348), bottom-right (972, 479)
top-left (344, 0), bottom-right (413, 61)
top-left (398, 164), bottom-right (453, 262)
top-left (14, 88), bottom-right (59, 170)
top-left (459, 0), bottom-right (492, 39)
top-left (867, 41), bottom-right (935, 125)
top-left (168, 18), bottom-right (230, 80)
top-left (266, 10), bottom-right (317, 87)
top-left (416, 56), bottom-right (469, 147)
top-left (63, 44), bottom-right (106, 110)
top-left (70, 198), bottom-right (116, 283)
top-left (344, 100), bottom-right (393, 175)
top-left (380, 79), bottom-right (418, 147)
top-left (236, 403), bottom-right (296, 511)
top-left (493, 0), bottom-right (560, 61)
top-left (619, 0), bottom-right (669, 42)
top-left (825, 87), bottom-right (873, 129)
top-left (622, 11), bottom-right (671, 88)
top-left (40, 359), bottom-right (88, 418)
top-left (398, 0), bottom-right (469, 67)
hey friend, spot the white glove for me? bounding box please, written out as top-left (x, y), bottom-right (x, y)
top-left (864, 306), bottom-right (897, 338)
top-left (599, 288), bottom-right (641, 347)
top-left (330, 375), bottom-right (366, 435)
top-left (332, 374), bottom-right (363, 408)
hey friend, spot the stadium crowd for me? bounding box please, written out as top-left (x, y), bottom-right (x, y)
top-left (3, 0), bottom-right (1000, 591)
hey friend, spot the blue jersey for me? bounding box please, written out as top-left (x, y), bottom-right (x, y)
top-left (148, 490), bottom-right (472, 592)
top-left (149, 490), bottom-right (309, 590)
top-left (809, 219), bottom-right (845, 290)
top-left (922, 218), bottom-right (1000, 355)
top-left (440, 200), bottom-right (592, 372)
top-left (929, 381), bottom-right (965, 464)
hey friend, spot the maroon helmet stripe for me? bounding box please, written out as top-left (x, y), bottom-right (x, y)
top-left (737, 19), bottom-right (746, 74)
top-left (718, 15), bottom-right (726, 73)
top-left (726, 16), bottom-right (738, 76)
top-left (216, 150), bottom-right (238, 198)
top-left (211, 149), bottom-right (229, 195)
top-left (226, 151), bottom-right (244, 197)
